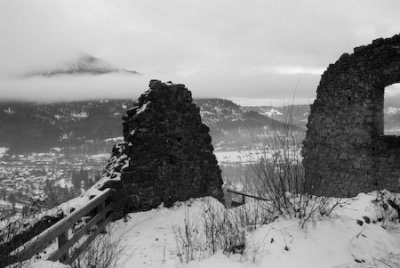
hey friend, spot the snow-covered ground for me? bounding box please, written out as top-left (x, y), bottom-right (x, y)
top-left (86, 147), bottom-right (297, 166)
top-left (90, 150), bottom-right (261, 166)
top-left (215, 148), bottom-right (300, 165)
top-left (66, 191), bottom-right (400, 268)
top-left (17, 191), bottom-right (400, 268)
top-left (15, 188), bottom-right (400, 268)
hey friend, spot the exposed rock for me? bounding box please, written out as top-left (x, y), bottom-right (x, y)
top-left (302, 33), bottom-right (400, 197)
top-left (111, 80), bottom-right (224, 212)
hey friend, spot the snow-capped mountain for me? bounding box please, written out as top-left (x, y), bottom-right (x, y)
top-left (25, 53), bottom-right (138, 77)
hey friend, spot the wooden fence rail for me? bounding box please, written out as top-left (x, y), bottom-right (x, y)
top-left (225, 189), bottom-right (271, 207)
top-left (8, 188), bottom-right (115, 266)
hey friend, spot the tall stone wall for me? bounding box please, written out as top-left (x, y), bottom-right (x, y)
top-left (114, 80), bottom-right (224, 212)
top-left (302, 34), bottom-right (400, 197)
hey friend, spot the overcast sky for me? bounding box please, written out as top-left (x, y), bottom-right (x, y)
top-left (0, 0), bottom-right (400, 105)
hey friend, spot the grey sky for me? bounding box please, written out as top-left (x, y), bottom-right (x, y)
top-left (0, 0), bottom-right (400, 105)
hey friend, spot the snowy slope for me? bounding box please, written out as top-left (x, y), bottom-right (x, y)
top-left (100, 192), bottom-right (400, 268)
top-left (20, 191), bottom-right (400, 268)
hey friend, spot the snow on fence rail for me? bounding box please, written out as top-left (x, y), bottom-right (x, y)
top-left (7, 188), bottom-right (115, 266)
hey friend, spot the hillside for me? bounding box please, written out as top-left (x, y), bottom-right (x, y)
top-left (245, 104), bottom-right (400, 134)
top-left (194, 99), bottom-right (302, 150)
top-left (0, 100), bottom-right (135, 153)
top-left (244, 105), bottom-right (310, 128)
top-left (0, 99), bottom-right (302, 154)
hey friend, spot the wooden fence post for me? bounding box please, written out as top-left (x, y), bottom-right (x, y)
top-left (99, 200), bottom-right (106, 233)
top-left (58, 230), bottom-right (69, 262)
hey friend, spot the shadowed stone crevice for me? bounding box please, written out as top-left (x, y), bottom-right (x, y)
top-left (110, 80), bottom-right (224, 213)
top-left (302, 34), bottom-right (400, 197)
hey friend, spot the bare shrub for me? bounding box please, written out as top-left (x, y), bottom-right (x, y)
top-left (373, 190), bottom-right (400, 227)
top-left (72, 223), bottom-right (124, 268)
top-left (202, 201), bottom-right (246, 255)
top-left (173, 103), bottom-right (346, 264)
top-left (173, 209), bottom-right (204, 264)
top-left (242, 105), bottom-right (343, 227)
top-left (173, 201), bottom-right (249, 264)
top-left (233, 199), bottom-right (273, 230)
top-left (372, 253), bottom-right (400, 267)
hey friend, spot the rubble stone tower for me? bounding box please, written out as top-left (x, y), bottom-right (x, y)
top-left (113, 80), bottom-right (224, 212)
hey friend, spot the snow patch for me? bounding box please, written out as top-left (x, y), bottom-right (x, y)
top-left (71, 111), bottom-right (88, 119)
top-left (0, 147), bottom-right (8, 158)
top-left (4, 107), bottom-right (15, 115)
top-left (25, 260), bottom-right (71, 268)
top-left (264, 108), bottom-right (283, 117)
top-left (104, 136), bottom-right (124, 143)
top-left (136, 102), bottom-right (150, 114)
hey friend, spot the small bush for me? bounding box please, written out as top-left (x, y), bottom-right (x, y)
top-left (72, 223), bottom-right (124, 268)
top-left (373, 190), bottom-right (400, 227)
top-left (202, 201), bottom-right (246, 255)
top-left (173, 209), bottom-right (205, 263)
top-left (173, 201), bottom-right (248, 264)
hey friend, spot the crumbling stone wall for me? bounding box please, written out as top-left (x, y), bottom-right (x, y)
top-left (114, 80), bottom-right (223, 212)
top-left (302, 34), bottom-right (400, 197)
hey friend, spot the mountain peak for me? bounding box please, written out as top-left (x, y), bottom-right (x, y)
top-left (24, 52), bottom-right (139, 77)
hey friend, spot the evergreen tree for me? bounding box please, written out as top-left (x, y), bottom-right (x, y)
top-left (8, 193), bottom-right (16, 214)
top-left (71, 171), bottom-right (81, 189)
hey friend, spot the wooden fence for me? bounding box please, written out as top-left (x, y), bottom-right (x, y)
top-left (7, 188), bottom-right (115, 266)
top-left (5, 188), bottom-right (268, 266)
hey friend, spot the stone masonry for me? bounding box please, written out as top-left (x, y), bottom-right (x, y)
top-left (112, 80), bottom-right (224, 212)
top-left (302, 33), bottom-right (400, 197)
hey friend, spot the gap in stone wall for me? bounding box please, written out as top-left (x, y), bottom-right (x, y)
top-left (384, 83), bottom-right (400, 135)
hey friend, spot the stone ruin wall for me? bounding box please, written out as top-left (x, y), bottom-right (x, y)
top-left (111, 80), bottom-right (224, 212)
top-left (302, 33), bottom-right (400, 197)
